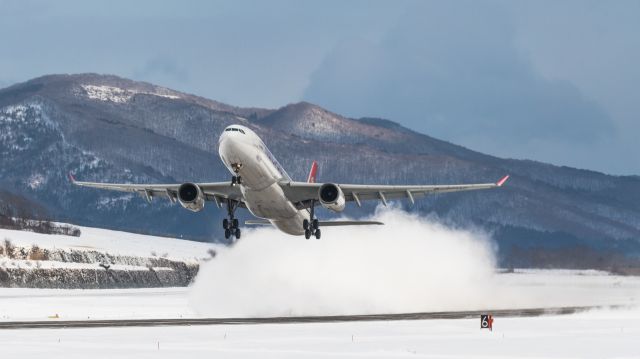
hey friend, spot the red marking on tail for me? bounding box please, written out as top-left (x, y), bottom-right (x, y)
top-left (68, 172), bottom-right (76, 183)
top-left (307, 161), bottom-right (318, 183)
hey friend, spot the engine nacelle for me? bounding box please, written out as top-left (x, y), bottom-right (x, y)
top-left (318, 183), bottom-right (345, 212)
top-left (177, 183), bottom-right (205, 212)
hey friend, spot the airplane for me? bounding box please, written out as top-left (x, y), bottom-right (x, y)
top-left (70, 124), bottom-right (509, 241)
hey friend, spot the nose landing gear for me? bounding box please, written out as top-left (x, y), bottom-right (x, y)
top-left (230, 163), bottom-right (243, 186)
top-left (303, 200), bottom-right (321, 239)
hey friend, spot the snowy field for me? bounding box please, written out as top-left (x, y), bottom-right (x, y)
top-left (2, 212), bottom-right (640, 357)
top-left (0, 287), bottom-right (193, 321)
top-left (0, 270), bottom-right (638, 358)
top-left (0, 306), bottom-right (638, 358)
top-left (0, 270), bottom-right (638, 322)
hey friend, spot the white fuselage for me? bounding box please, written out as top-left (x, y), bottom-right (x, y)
top-left (218, 125), bottom-right (308, 235)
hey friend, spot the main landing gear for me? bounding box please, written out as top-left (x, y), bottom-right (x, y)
top-left (226, 168), bottom-right (242, 242)
top-left (223, 199), bottom-right (241, 242)
top-left (303, 200), bottom-right (321, 240)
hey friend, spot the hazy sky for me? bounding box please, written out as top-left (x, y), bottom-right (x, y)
top-left (1, 0), bottom-right (638, 175)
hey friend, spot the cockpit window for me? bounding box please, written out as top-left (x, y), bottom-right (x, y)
top-left (225, 128), bottom-right (245, 134)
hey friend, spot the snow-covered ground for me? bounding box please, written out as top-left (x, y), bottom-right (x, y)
top-left (0, 224), bottom-right (215, 263)
top-left (1, 218), bottom-right (640, 357)
top-left (491, 269), bottom-right (640, 309)
top-left (0, 270), bottom-right (638, 322)
top-left (0, 272), bottom-right (638, 358)
top-left (0, 307), bottom-right (638, 358)
top-left (0, 288), bottom-right (193, 321)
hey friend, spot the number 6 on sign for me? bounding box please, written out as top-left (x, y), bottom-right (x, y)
top-left (480, 314), bottom-right (493, 331)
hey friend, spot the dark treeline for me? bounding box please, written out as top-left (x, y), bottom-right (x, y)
top-left (0, 192), bottom-right (80, 237)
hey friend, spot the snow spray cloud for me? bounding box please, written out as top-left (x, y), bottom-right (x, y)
top-left (189, 207), bottom-right (499, 317)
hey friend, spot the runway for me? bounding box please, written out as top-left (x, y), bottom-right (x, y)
top-left (0, 305), bottom-right (626, 330)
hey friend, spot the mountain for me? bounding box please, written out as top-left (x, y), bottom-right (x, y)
top-left (1, 74), bottom-right (639, 269)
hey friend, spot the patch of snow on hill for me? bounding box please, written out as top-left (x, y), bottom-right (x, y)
top-left (0, 102), bottom-right (57, 153)
top-left (0, 103), bottom-right (44, 124)
top-left (97, 194), bottom-right (134, 209)
top-left (300, 106), bottom-right (341, 134)
top-left (82, 85), bottom-right (131, 103)
top-left (26, 173), bottom-right (46, 189)
top-left (81, 85), bottom-right (180, 103)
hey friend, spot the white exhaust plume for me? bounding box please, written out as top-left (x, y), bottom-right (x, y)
top-left (190, 207), bottom-right (502, 317)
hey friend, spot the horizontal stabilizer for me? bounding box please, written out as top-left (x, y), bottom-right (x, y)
top-left (496, 175), bottom-right (510, 187)
top-left (318, 220), bottom-right (383, 227)
top-left (245, 219), bottom-right (272, 225)
top-left (246, 219), bottom-right (383, 227)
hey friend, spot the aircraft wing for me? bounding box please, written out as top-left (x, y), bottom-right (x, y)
top-left (69, 174), bottom-right (243, 203)
top-left (279, 175), bottom-right (509, 207)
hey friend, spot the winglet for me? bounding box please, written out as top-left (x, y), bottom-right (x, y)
top-left (496, 175), bottom-right (510, 187)
top-left (307, 161), bottom-right (318, 183)
top-left (68, 172), bottom-right (76, 183)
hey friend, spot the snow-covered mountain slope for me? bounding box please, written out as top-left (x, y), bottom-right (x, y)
top-left (1, 74), bottom-right (639, 268)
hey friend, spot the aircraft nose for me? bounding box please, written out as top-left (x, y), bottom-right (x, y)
top-left (218, 131), bottom-right (227, 146)
top-left (218, 134), bottom-right (241, 160)
top-left (218, 135), bottom-right (230, 155)
top-left (218, 130), bottom-right (235, 149)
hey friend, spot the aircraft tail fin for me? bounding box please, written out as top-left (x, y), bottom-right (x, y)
top-left (307, 161), bottom-right (318, 183)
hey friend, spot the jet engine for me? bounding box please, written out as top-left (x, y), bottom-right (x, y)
top-left (318, 183), bottom-right (345, 212)
top-left (177, 183), bottom-right (205, 212)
